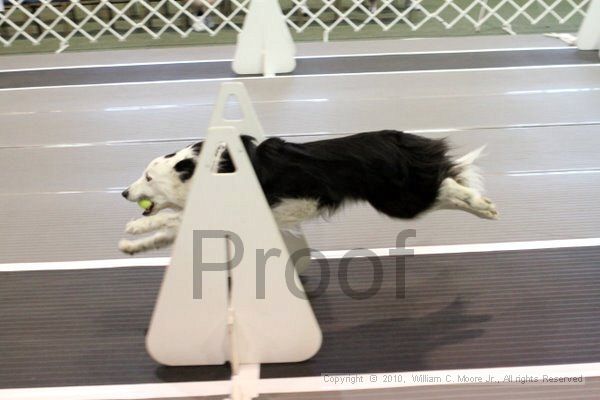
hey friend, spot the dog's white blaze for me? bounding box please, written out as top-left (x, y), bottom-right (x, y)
top-left (125, 146), bottom-right (195, 212)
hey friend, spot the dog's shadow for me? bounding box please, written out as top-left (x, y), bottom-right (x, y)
top-left (153, 297), bottom-right (490, 381)
top-left (262, 296), bottom-right (491, 377)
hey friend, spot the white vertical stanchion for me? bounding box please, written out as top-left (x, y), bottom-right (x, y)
top-left (208, 82), bottom-right (312, 274)
top-left (232, 0), bottom-right (296, 76)
top-left (209, 82), bottom-right (266, 142)
top-left (146, 83), bottom-right (322, 399)
top-left (577, 0), bottom-right (600, 52)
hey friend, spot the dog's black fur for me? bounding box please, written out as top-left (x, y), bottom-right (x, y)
top-left (174, 130), bottom-right (458, 219)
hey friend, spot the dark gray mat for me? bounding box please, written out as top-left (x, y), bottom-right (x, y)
top-left (0, 267), bottom-right (231, 388)
top-left (1, 49), bottom-right (598, 89)
top-left (0, 246), bottom-right (599, 388)
top-left (262, 246), bottom-right (600, 378)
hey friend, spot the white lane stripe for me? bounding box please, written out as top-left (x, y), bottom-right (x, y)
top-left (4, 121), bottom-right (600, 152)
top-left (319, 237), bottom-right (600, 259)
top-left (0, 362), bottom-right (598, 400)
top-left (0, 131), bottom-right (335, 152)
top-left (1, 237), bottom-right (599, 272)
top-left (0, 58), bottom-right (233, 73)
top-left (0, 381), bottom-right (231, 400)
top-left (296, 46), bottom-right (572, 59)
top-left (408, 120), bottom-right (600, 134)
top-left (0, 46), bottom-right (571, 73)
top-left (0, 257), bottom-right (170, 272)
top-left (507, 168), bottom-right (600, 177)
top-left (1, 63), bottom-right (598, 92)
top-left (0, 77), bottom-right (239, 92)
top-left (258, 363), bottom-right (600, 394)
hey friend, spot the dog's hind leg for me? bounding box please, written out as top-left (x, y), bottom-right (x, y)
top-left (436, 178), bottom-right (498, 220)
top-left (271, 198), bottom-right (322, 229)
top-left (125, 212), bottom-right (182, 235)
top-left (119, 229), bottom-right (177, 255)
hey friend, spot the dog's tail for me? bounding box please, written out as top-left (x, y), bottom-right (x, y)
top-left (450, 145), bottom-right (486, 193)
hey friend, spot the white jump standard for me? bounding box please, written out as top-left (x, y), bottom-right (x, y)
top-left (577, 0), bottom-right (600, 52)
top-left (127, 83), bottom-right (320, 400)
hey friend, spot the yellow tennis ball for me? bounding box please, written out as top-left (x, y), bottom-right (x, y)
top-left (138, 199), bottom-right (152, 210)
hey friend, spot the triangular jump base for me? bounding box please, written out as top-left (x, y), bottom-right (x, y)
top-left (146, 83), bottom-right (321, 369)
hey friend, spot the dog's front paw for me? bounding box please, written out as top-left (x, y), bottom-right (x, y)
top-left (119, 239), bottom-right (137, 255)
top-left (125, 219), bottom-right (144, 235)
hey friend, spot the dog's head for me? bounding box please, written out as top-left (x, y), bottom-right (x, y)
top-left (122, 142), bottom-right (203, 215)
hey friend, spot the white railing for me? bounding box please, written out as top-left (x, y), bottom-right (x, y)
top-left (0, 0), bottom-right (590, 51)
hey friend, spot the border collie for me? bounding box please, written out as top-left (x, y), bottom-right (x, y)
top-left (119, 130), bottom-right (497, 254)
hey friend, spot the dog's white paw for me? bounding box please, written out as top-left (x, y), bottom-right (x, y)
top-left (472, 196), bottom-right (499, 220)
top-left (125, 219), bottom-right (145, 235)
top-left (119, 239), bottom-right (137, 255)
top-left (479, 208), bottom-right (499, 220)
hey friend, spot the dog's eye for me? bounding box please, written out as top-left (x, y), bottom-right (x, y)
top-left (145, 174), bottom-right (152, 182)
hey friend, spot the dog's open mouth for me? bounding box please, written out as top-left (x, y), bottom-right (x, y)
top-left (139, 199), bottom-right (155, 216)
top-left (142, 204), bottom-right (154, 216)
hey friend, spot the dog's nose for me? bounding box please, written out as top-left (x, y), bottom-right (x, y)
top-left (121, 189), bottom-right (129, 199)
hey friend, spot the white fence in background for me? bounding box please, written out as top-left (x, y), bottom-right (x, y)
top-left (0, 0), bottom-right (591, 51)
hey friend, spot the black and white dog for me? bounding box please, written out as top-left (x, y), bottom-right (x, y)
top-left (119, 130), bottom-right (497, 254)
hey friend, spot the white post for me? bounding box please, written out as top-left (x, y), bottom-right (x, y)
top-left (577, 0), bottom-right (600, 51)
top-left (208, 82), bottom-right (313, 275)
top-left (209, 82), bottom-right (266, 142)
top-left (475, 0), bottom-right (489, 32)
top-left (232, 0), bottom-right (296, 76)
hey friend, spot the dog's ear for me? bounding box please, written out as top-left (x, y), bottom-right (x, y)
top-left (191, 141), bottom-right (203, 155)
top-left (174, 158), bottom-right (196, 182)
